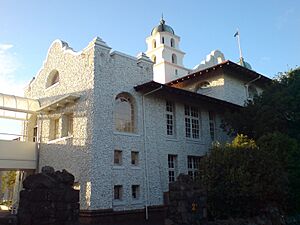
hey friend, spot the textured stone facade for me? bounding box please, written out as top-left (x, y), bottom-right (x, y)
top-left (24, 36), bottom-right (257, 212)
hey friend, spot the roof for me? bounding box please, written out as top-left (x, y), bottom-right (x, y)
top-left (0, 93), bottom-right (40, 120)
top-left (151, 18), bottom-right (175, 36)
top-left (134, 81), bottom-right (241, 109)
top-left (167, 60), bottom-right (271, 86)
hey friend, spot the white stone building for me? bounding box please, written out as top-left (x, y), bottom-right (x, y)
top-left (22, 18), bottom-right (270, 215)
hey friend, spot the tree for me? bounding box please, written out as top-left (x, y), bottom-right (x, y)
top-left (1, 171), bottom-right (16, 205)
top-left (221, 68), bottom-right (300, 213)
top-left (199, 134), bottom-right (289, 219)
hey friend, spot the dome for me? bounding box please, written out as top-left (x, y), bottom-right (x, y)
top-left (151, 18), bottom-right (175, 36)
top-left (238, 57), bottom-right (252, 70)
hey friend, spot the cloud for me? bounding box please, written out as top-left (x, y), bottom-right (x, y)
top-left (0, 43), bottom-right (26, 96)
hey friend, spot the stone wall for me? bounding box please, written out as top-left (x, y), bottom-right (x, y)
top-left (166, 174), bottom-right (207, 225)
top-left (18, 166), bottom-right (79, 225)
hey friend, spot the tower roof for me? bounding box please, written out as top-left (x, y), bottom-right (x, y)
top-left (151, 17), bottom-right (175, 36)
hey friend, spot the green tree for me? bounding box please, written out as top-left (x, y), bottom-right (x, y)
top-left (1, 171), bottom-right (16, 205)
top-left (200, 134), bottom-right (289, 219)
top-left (221, 68), bottom-right (300, 213)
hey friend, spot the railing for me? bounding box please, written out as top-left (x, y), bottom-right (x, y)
top-left (0, 134), bottom-right (37, 170)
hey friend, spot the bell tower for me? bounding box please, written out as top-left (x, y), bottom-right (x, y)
top-left (145, 17), bottom-right (189, 84)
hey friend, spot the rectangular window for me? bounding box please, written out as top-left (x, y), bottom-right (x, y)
top-left (54, 118), bottom-right (60, 139)
top-left (209, 111), bottom-right (216, 141)
top-left (166, 101), bottom-right (175, 136)
top-left (33, 126), bottom-right (37, 142)
top-left (62, 113), bottom-right (74, 137)
top-left (131, 151), bottom-right (139, 166)
top-left (187, 156), bottom-right (202, 180)
top-left (185, 105), bottom-right (201, 139)
top-left (114, 185), bottom-right (123, 200)
top-left (168, 154), bottom-right (177, 183)
top-left (68, 114), bottom-right (73, 136)
top-left (114, 150), bottom-right (122, 165)
top-left (132, 185), bottom-right (140, 199)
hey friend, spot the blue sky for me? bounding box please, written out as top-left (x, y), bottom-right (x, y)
top-left (0, 0), bottom-right (299, 137)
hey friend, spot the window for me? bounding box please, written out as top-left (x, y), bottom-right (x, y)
top-left (54, 118), bottom-right (60, 139)
top-left (152, 40), bottom-right (156, 48)
top-left (209, 111), bottom-right (216, 141)
top-left (168, 154), bottom-right (177, 183)
top-left (62, 114), bottom-right (73, 137)
top-left (162, 37), bottom-right (165, 44)
top-left (114, 93), bottom-right (135, 133)
top-left (46, 70), bottom-right (60, 88)
top-left (188, 156), bottom-right (201, 180)
top-left (152, 55), bottom-right (156, 64)
top-left (114, 150), bottom-right (122, 165)
top-left (170, 38), bottom-right (175, 47)
top-left (131, 151), bottom-right (139, 166)
top-left (33, 126), bottom-right (37, 142)
top-left (171, 54), bottom-right (177, 64)
top-left (114, 185), bottom-right (123, 200)
top-left (166, 101), bottom-right (175, 136)
top-left (132, 185), bottom-right (140, 199)
top-left (185, 105), bottom-right (201, 139)
top-left (175, 69), bottom-right (178, 76)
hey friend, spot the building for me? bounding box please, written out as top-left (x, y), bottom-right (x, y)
top-left (19, 18), bottom-right (270, 217)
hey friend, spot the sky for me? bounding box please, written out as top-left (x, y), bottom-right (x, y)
top-left (0, 0), bottom-right (299, 138)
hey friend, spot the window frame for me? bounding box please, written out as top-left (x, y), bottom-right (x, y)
top-left (168, 154), bottom-right (177, 183)
top-left (166, 101), bottom-right (175, 137)
top-left (187, 156), bottom-right (202, 180)
top-left (114, 93), bottom-right (135, 133)
top-left (184, 105), bottom-right (201, 139)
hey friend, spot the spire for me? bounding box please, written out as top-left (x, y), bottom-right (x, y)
top-left (160, 13), bottom-right (165, 24)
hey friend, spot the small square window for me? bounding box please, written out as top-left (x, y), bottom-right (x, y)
top-left (114, 150), bottom-right (122, 165)
top-left (131, 151), bottom-right (139, 166)
top-left (132, 185), bottom-right (140, 199)
top-left (114, 185), bottom-right (123, 200)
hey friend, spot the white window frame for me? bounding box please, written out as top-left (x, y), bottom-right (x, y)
top-left (184, 105), bottom-right (201, 139)
top-left (166, 101), bottom-right (175, 136)
top-left (187, 156), bottom-right (201, 180)
top-left (168, 154), bottom-right (177, 183)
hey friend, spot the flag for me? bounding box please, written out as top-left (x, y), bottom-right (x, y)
top-left (234, 31), bottom-right (239, 37)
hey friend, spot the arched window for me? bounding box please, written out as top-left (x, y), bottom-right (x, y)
top-left (114, 93), bottom-right (135, 133)
top-left (46, 70), bottom-right (60, 88)
top-left (196, 81), bottom-right (211, 94)
top-left (162, 37), bottom-right (165, 44)
top-left (170, 38), bottom-right (175, 47)
top-left (152, 55), bottom-right (156, 64)
top-left (152, 40), bottom-right (156, 48)
top-left (171, 54), bottom-right (177, 64)
top-left (248, 85), bottom-right (258, 99)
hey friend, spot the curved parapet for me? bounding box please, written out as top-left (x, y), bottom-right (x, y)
top-left (193, 50), bottom-right (225, 71)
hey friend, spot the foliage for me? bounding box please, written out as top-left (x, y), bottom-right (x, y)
top-left (199, 134), bottom-right (290, 219)
top-left (219, 68), bottom-right (300, 214)
top-left (1, 171), bottom-right (16, 195)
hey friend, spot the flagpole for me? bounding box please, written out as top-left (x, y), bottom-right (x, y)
top-left (236, 29), bottom-right (243, 59)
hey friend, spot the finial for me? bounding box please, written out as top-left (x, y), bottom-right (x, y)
top-left (160, 13), bottom-right (165, 24)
